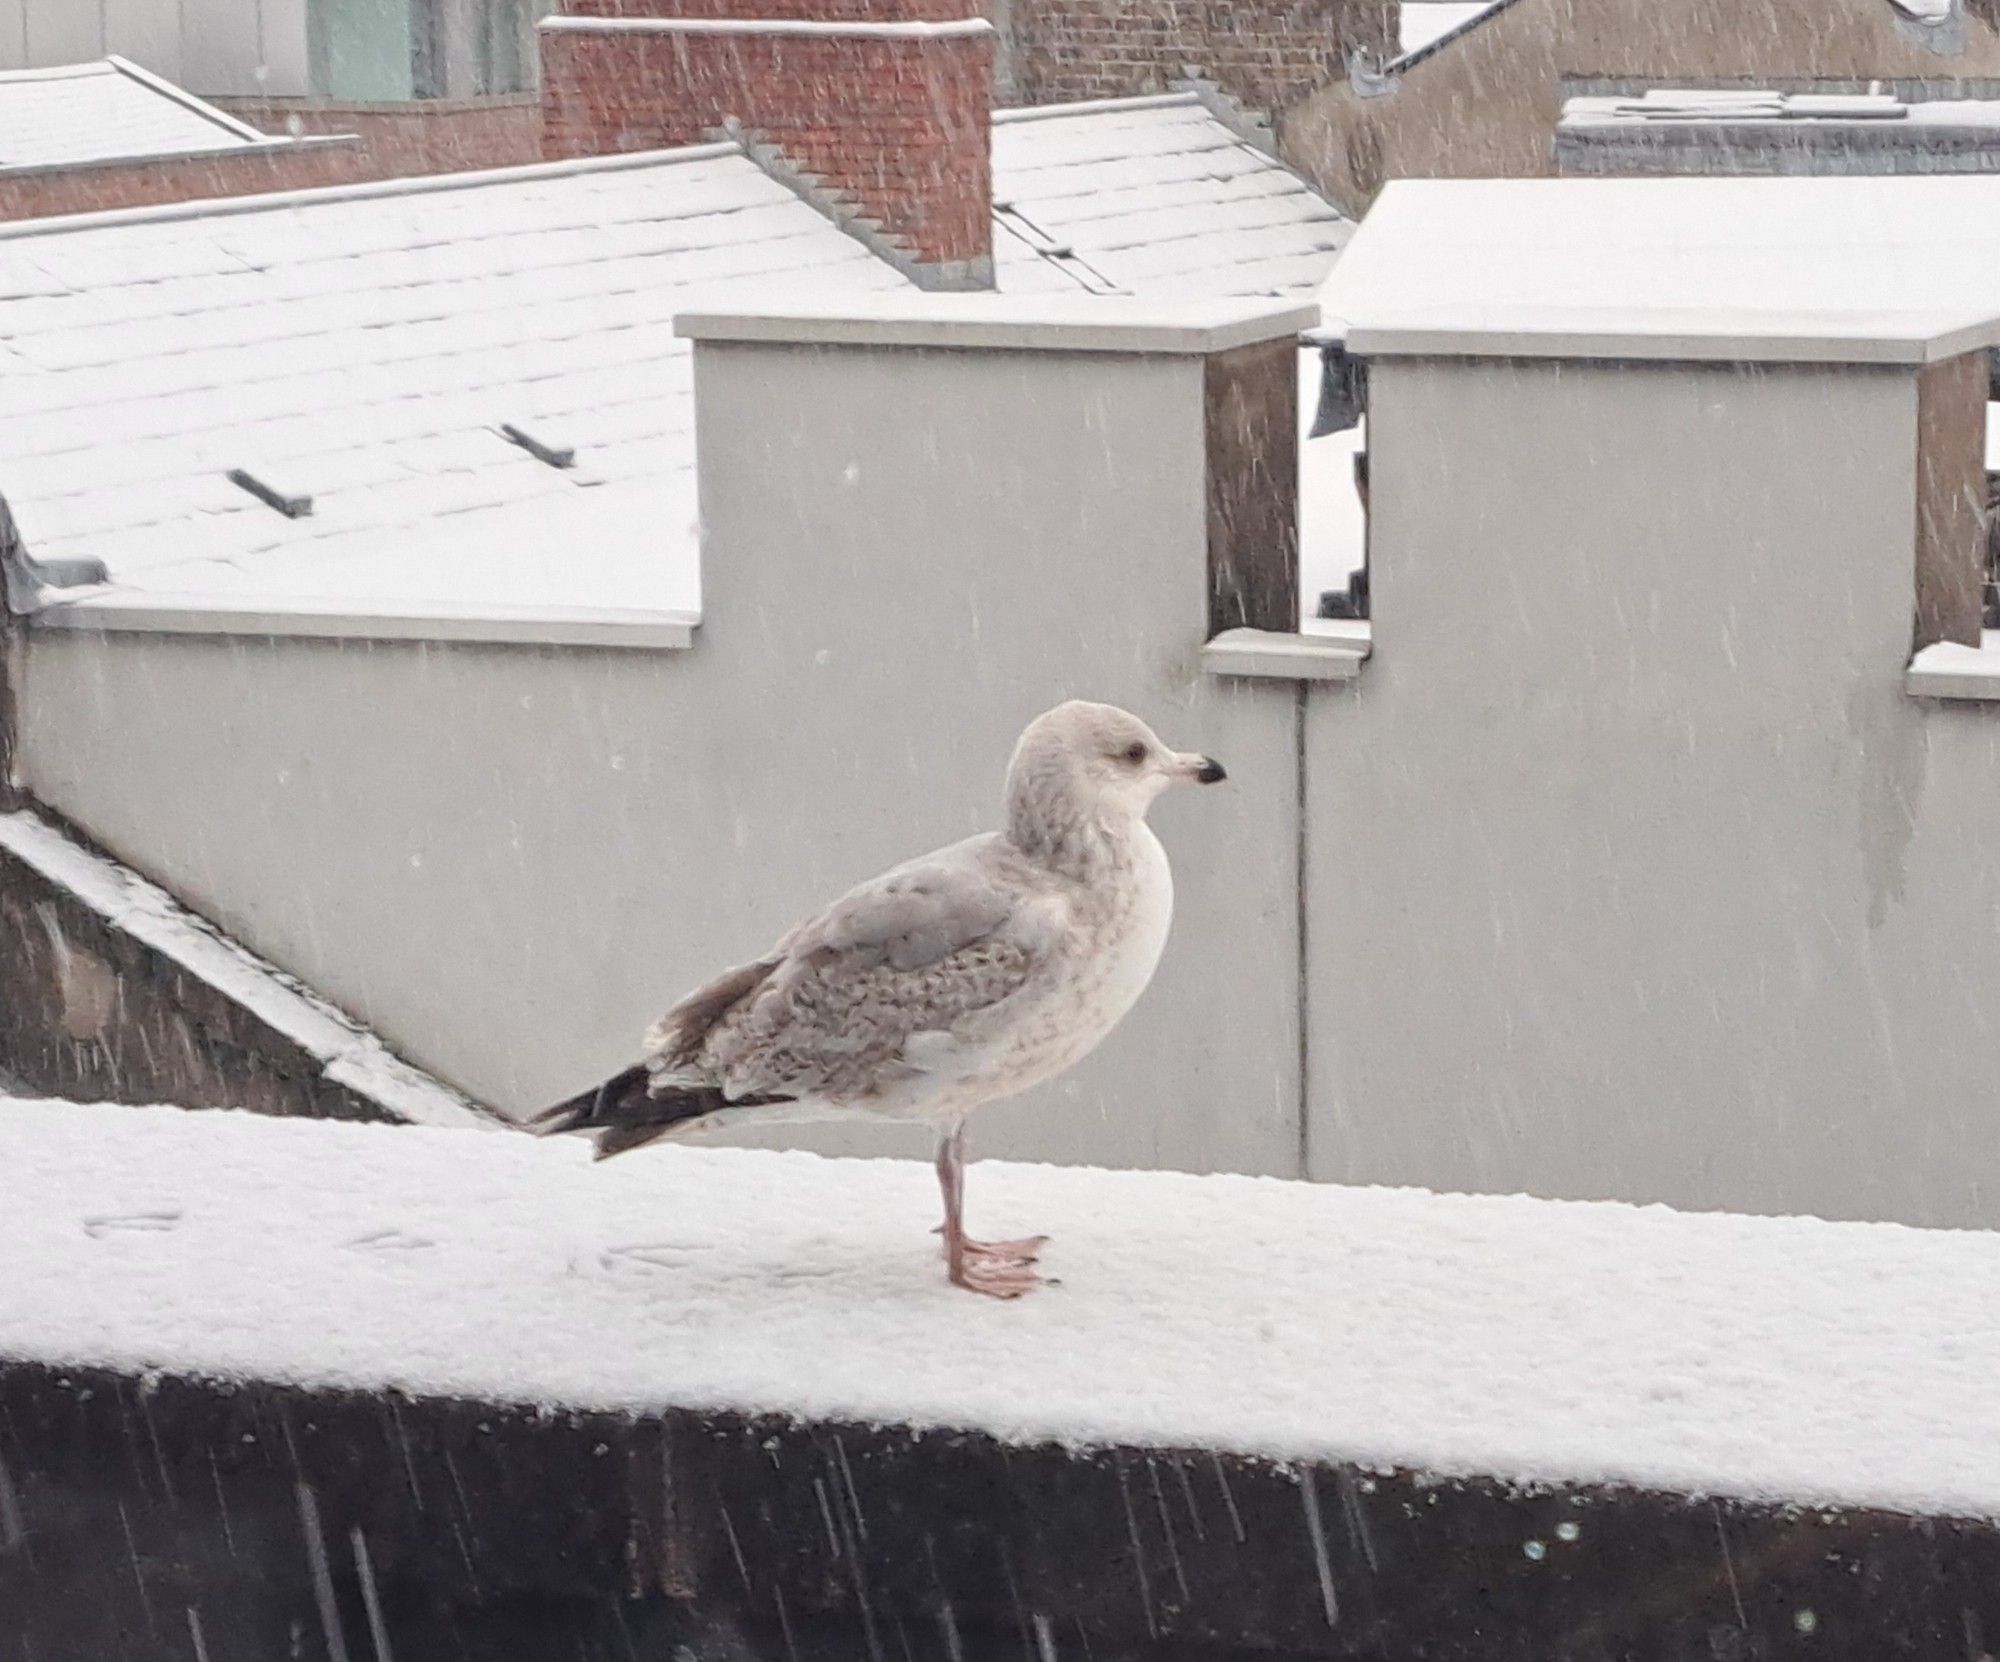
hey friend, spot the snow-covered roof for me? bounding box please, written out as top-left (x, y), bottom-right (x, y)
top-left (0, 145), bottom-right (903, 633)
top-left (1555, 90), bottom-right (2000, 178)
top-left (992, 94), bottom-right (1350, 299)
top-left (14, 1094), bottom-right (2000, 1520)
top-left (1564, 88), bottom-right (1919, 125)
top-left (1320, 175), bottom-right (2000, 358)
top-left (0, 57), bottom-right (290, 174)
top-left (1, 98), bottom-right (1346, 639)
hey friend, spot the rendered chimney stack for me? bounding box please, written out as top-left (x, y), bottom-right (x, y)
top-left (541, 0), bottom-right (995, 289)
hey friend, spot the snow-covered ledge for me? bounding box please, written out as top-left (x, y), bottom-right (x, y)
top-left (676, 291), bottom-right (1319, 356)
top-left (1202, 622), bottom-right (1370, 681)
top-left (0, 810), bottom-right (493, 1128)
top-left (1907, 633), bottom-right (2000, 701)
top-left (27, 593), bottom-right (698, 651)
top-left (7, 1098), bottom-right (1998, 1518)
top-left (10, 1099), bottom-right (2000, 1651)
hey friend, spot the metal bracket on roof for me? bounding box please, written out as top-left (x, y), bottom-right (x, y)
top-left (1345, 48), bottom-right (1398, 99)
top-left (991, 204), bottom-right (1126, 296)
top-left (0, 493), bottom-right (109, 616)
top-left (227, 468), bottom-right (313, 520)
top-left (500, 424), bottom-right (577, 470)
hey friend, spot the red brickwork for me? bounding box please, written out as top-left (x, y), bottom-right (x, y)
top-left (1004, 0), bottom-right (1394, 117)
top-left (0, 99), bottom-right (548, 226)
top-left (0, 143), bottom-right (370, 224)
top-left (212, 98), bottom-right (545, 179)
top-left (541, 14), bottom-right (993, 269)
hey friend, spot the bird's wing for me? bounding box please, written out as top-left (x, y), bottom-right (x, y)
top-left (643, 834), bottom-right (1062, 1104)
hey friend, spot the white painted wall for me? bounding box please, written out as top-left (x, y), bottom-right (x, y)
top-left (104, 0), bottom-right (190, 84)
top-left (0, 0), bottom-right (309, 96)
top-left (0, 0), bottom-right (342, 98)
top-left (0, 0), bottom-right (526, 97)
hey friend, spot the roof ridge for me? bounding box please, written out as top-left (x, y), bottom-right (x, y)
top-left (0, 139), bottom-right (750, 244)
top-left (0, 59), bottom-right (121, 85)
top-left (101, 53), bottom-right (274, 142)
top-left (993, 92), bottom-right (1202, 124)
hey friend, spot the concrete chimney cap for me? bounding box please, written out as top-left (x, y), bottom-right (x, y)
top-left (675, 293), bottom-right (1321, 355)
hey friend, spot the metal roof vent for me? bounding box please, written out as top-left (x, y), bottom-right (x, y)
top-left (500, 424), bottom-right (576, 470)
top-left (227, 468), bottom-right (313, 519)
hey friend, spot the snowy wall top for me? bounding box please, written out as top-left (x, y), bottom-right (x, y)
top-left (1556, 91), bottom-right (2000, 179)
top-left (675, 292), bottom-right (1319, 354)
top-left (8, 1097), bottom-right (2000, 1522)
top-left (1320, 175), bottom-right (2000, 362)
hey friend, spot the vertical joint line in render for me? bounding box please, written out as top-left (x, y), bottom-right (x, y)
top-left (1294, 678), bottom-right (1311, 1180)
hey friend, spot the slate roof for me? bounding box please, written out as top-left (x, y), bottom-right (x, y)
top-left (992, 94), bottom-right (1352, 299)
top-left (0, 95), bottom-right (1350, 632)
top-left (0, 57), bottom-right (282, 174)
top-left (0, 146), bottom-right (902, 623)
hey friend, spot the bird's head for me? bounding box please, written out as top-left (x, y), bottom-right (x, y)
top-left (1006, 701), bottom-right (1226, 841)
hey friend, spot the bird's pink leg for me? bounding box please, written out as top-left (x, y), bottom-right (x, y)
top-left (934, 1124), bottom-right (1047, 1298)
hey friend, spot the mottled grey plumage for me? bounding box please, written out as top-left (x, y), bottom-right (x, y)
top-left (536, 700), bottom-right (1227, 1295)
top-left (646, 835), bottom-right (1063, 1109)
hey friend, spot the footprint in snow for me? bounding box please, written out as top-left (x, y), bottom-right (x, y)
top-left (590, 1242), bottom-right (842, 1283)
top-left (83, 1210), bottom-right (182, 1238)
top-left (598, 1241), bottom-right (713, 1273)
top-left (341, 1229), bottom-right (436, 1252)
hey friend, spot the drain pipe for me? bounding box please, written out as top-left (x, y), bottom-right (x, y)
top-left (0, 492), bottom-right (109, 810)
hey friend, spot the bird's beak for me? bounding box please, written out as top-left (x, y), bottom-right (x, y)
top-left (1168, 751), bottom-right (1228, 785)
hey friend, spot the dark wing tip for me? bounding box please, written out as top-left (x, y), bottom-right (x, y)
top-left (530, 1065), bottom-right (650, 1137)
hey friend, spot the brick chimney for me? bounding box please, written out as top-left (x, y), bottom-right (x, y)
top-left (541, 0), bottom-right (995, 288)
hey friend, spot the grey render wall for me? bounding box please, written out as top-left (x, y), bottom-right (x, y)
top-left (0, 0), bottom-right (312, 96)
top-left (12, 344), bottom-right (1305, 1177)
top-left (23, 334), bottom-right (2000, 1224)
top-left (1304, 355), bottom-right (2000, 1229)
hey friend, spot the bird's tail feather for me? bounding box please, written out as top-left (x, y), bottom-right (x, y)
top-left (529, 1066), bottom-right (790, 1159)
top-left (528, 1064), bottom-right (651, 1136)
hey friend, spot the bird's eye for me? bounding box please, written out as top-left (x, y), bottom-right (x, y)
top-left (1122, 742), bottom-right (1148, 764)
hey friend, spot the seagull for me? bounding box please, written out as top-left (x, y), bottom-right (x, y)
top-left (533, 701), bottom-right (1226, 1297)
